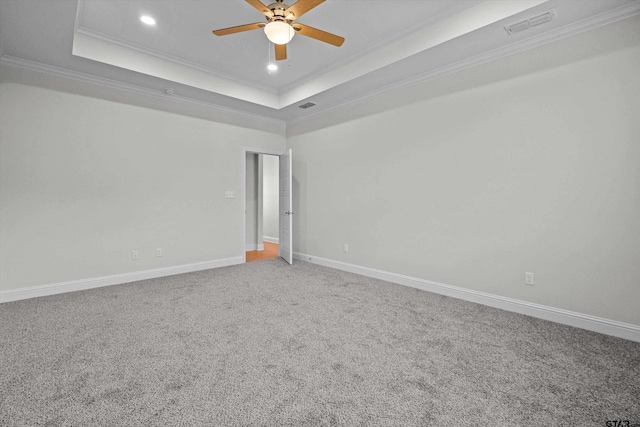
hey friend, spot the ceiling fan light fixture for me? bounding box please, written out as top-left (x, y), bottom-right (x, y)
top-left (264, 21), bottom-right (294, 45)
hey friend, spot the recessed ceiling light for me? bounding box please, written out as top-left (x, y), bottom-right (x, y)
top-left (140, 15), bottom-right (156, 26)
top-left (267, 63), bottom-right (278, 72)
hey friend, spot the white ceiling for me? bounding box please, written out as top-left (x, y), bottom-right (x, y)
top-left (1, 0), bottom-right (639, 125)
top-left (77, 0), bottom-right (476, 91)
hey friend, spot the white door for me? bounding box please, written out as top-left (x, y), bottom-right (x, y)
top-left (279, 149), bottom-right (293, 265)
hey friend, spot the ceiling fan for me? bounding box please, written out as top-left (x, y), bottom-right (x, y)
top-left (212, 0), bottom-right (345, 61)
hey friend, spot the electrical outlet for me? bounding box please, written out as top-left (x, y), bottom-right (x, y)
top-left (343, 244), bottom-right (349, 253)
top-left (525, 272), bottom-right (534, 285)
top-left (156, 248), bottom-right (162, 257)
top-left (132, 250), bottom-right (139, 260)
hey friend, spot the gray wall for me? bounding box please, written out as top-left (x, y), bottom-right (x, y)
top-left (287, 15), bottom-right (640, 326)
top-left (245, 153), bottom-right (264, 250)
top-left (0, 66), bottom-right (285, 292)
top-left (247, 154), bottom-right (278, 248)
top-left (262, 154), bottom-right (279, 241)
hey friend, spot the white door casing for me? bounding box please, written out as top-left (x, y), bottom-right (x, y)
top-left (279, 149), bottom-right (293, 265)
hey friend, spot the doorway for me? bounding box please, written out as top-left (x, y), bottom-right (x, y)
top-left (245, 153), bottom-right (280, 262)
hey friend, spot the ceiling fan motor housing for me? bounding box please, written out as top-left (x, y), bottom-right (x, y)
top-left (267, 1), bottom-right (294, 23)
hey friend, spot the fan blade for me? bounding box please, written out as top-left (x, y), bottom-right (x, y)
top-left (284, 0), bottom-right (325, 20)
top-left (212, 22), bottom-right (265, 36)
top-left (275, 43), bottom-right (287, 61)
top-left (293, 23), bottom-right (344, 46)
top-left (245, 0), bottom-right (274, 17)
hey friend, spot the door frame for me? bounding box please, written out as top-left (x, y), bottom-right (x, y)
top-left (241, 147), bottom-right (284, 263)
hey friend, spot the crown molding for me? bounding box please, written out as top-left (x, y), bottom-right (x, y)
top-left (75, 26), bottom-right (278, 96)
top-left (279, 0), bottom-right (548, 110)
top-left (0, 55), bottom-right (286, 133)
top-left (281, 1), bottom-right (480, 93)
top-left (73, 0), bottom-right (548, 111)
top-left (287, 1), bottom-right (640, 129)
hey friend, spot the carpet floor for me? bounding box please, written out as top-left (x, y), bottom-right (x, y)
top-left (1, 259), bottom-right (639, 426)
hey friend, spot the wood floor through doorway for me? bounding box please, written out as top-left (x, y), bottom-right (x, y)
top-left (246, 241), bottom-right (279, 262)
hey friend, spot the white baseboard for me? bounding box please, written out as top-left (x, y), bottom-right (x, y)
top-left (293, 252), bottom-right (640, 343)
top-left (263, 236), bottom-right (279, 244)
top-left (245, 244), bottom-right (265, 251)
top-left (0, 256), bottom-right (244, 304)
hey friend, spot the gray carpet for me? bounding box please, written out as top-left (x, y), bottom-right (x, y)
top-left (1, 259), bottom-right (639, 426)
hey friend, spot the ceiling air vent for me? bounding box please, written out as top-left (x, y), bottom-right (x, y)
top-left (505, 10), bottom-right (555, 35)
top-left (298, 102), bottom-right (316, 109)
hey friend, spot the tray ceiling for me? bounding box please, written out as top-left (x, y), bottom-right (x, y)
top-left (1, 0), bottom-right (639, 124)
